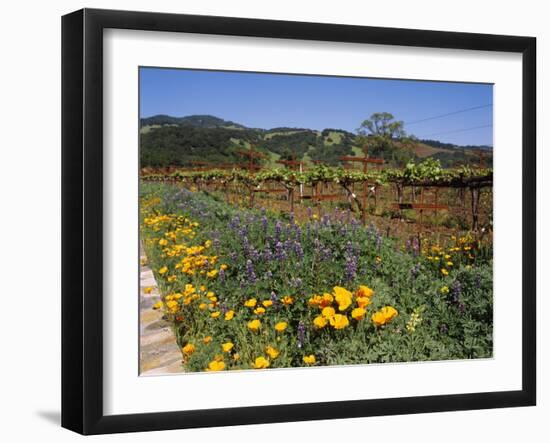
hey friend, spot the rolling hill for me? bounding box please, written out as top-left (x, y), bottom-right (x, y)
top-left (139, 114), bottom-right (492, 168)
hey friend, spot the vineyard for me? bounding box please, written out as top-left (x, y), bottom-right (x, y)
top-left (140, 158), bottom-right (493, 372)
top-left (141, 158), bottom-right (493, 233)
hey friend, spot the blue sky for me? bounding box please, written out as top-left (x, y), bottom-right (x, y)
top-left (140, 67), bottom-right (493, 146)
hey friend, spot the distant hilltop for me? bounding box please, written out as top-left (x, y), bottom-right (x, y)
top-left (139, 114), bottom-right (493, 168)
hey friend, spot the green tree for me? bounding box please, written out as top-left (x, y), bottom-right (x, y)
top-left (358, 112), bottom-right (405, 138)
top-left (356, 112), bottom-right (417, 167)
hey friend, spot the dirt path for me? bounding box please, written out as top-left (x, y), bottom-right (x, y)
top-left (139, 244), bottom-right (184, 376)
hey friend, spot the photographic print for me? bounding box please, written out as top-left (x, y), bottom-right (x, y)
top-left (138, 67), bottom-right (493, 375)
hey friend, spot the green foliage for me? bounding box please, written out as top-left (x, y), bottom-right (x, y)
top-left (144, 159), bottom-right (493, 190)
top-left (140, 183), bottom-right (493, 371)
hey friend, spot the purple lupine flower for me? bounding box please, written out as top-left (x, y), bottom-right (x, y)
top-left (439, 324), bottom-right (449, 334)
top-left (238, 227), bottom-right (248, 239)
top-left (246, 213), bottom-right (256, 225)
top-left (270, 291), bottom-right (278, 308)
top-left (249, 247), bottom-right (260, 262)
top-left (264, 270), bottom-right (273, 281)
top-left (274, 220), bottom-right (282, 241)
top-left (450, 280), bottom-right (462, 303)
top-left (313, 237), bottom-right (321, 252)
top-left (289, 212), bottom-right (295, 226)
top-left (261, 215), bottom-right (268, 232)
top-left (229, 215), bottom-right (240, 230)
top-left (410, 263), bottom-right (421, 279)
top-left (297, 321), bottom-right (306, 348)
top-left (322, 247), bottom-right (333, 261)
top-left (458, 302), bottom-right (466, 314)
top-left (293, 224), bottom-right (302, 240)
top-left (307, 206), bottom-right (313, 219)
top-left (262, 248), bottom-right (273, 261)
top-left (219, 268), bottom-right (225, 283)
top-left (340, 224), bottom-right (348, 236)
top-left (291, 277), bottom-right (303, 288)
top-left (344, 241), bottom-right (357, 282)
top-left (212, 235), bottom-right (220, 251)
top-left (293, 241), bottom-right (304, 260)
top-left (274, 241), bottom-right (286, 261)
top-left (245, 259), bottom-right (257, 284)
top-left (345, 258), bottom-right (357, 282)
top-left (411, 237), bottom-right (420, 257)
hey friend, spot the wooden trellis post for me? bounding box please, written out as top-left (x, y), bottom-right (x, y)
top-left (339, 145), bottom-right (384, 224)
top-left (470, 186), bottom-right (481, 231)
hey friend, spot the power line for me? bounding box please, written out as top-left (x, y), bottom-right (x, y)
top-left (418, 124), bottom-right (492, 138)
top-left (405, 104), bottom-right (492, 126)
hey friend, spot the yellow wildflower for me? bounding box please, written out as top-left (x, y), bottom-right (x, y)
top-left (224, 310), bottom-right (235, 321)
top-left (371, 311), bottom-right (386, 327)
top-left (274, 322), bottom-right (288, 332)
top-left (266, 346), bottom-right (280, 359)
top-left (381, 306), bottom-right (398, 321)
top-left (152, 301), bottom-right (163, 310)
top-left (144, 286), bottom-right (153, 294)
top-left (355, 285), bottom-right (374, 298)
top-left (320, 293), bottom-right (334, 307)
top-left (440, 286), bottom-right (449, 294)
top-left (254, 307), bottom-right (266, 315)
top-left (441, 268), bottom-right (449, 276)
top-left (158, 266), bottom-right (168, 275)
top-left (207, 269), bottom-right (218, 278)
top-left (356, 296), bottom-right (371, 308)
top-left (253, 356), bottom-right (270, 369)
top-left (182, 343), bottom-right (195, 355)
top-left (330, 314), bottom-right (349, 330)
top-left (203, 336), bottom-right (212, 344)
top-left (262, 300), bottom-right (273, 308)
top-left (248, 319), bottom-right (261, 332)
top-left (199, 303), bottom-right (207, 310)
top-left (206, 360), bottom-right (225, 371)
top-left (244, 298), bottom-right (257, 308)
top-left (321, 306), bottom-right (336, 319)
top-left (313, 315), bottom-right (328, 329)
top-left (165, 300), bottom-right (178, 312)
top-left (282, 295), bottom-right (294, 305)
top-left (303, 355), bottom-right (316, 365)
top-left (222, 342), bottom-right (234, 353)
top-left (210, 311), bottom-right (221, 319)
top-left (372, 306), bottom-right (398, 327)
top-left (333, 286), bottom-right (353, 311)
top-left (351, 307), bottom-right (366, 320)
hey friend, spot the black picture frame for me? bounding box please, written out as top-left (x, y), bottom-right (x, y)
top-left (62, 8), bottom-right (536, 435)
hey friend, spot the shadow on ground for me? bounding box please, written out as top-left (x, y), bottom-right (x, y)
top-left (36, 410), bottom-right (61, 426)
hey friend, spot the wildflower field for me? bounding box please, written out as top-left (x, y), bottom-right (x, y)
top-left (140, 182), bottom-right (493, 372)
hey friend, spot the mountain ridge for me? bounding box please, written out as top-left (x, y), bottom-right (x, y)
top-left (139, 114), bottom-right (493, 168)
